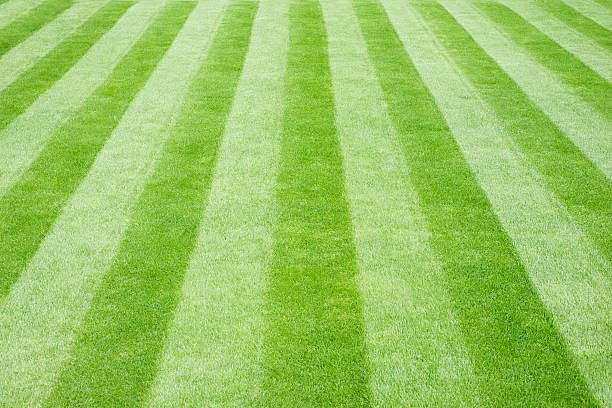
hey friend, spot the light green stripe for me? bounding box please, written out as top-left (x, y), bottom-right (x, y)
top-left (0, 2), bottom-right (220, 405)
top-left (384, 1), bottom-right (611, 404)
top-left (322, 0), bottom-right (480, 406)
top-left (0, 0), bottom-right (161, 201)
top-left (439, 0), bottom-right (612, 180)
top-left (0, 0), bottom-right (45, 30)
top-left (0, 0), bottom-right (108, 93)
top-left (501, 0), bottom-right (612, 84)
top-left (146, 1), bottom-right (286, 405)
top-left (560, 0), bottom-right (612, 30)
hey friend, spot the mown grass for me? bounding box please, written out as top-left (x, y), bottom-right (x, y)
top-left (0, 1), bottom-right (131, 132)
top-left (44, 2), bottom-right (258, 407)
top-left (477, 2), bottom-right (611, 120)
top-left (415, 2), bottom-right (612, 265)
top-left (0, 1), bottom-right (162, 299)
top-left (261, 1), bottom-right (370, 406)
top-left (0, 0), bottom-right (72, 57)
top-left (533, 0), bottom-right (611, 49)
top-left (354, 1), bottom-right (599, 406)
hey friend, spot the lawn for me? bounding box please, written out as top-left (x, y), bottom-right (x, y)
top-left (0, 0), bottom-right (610, 406)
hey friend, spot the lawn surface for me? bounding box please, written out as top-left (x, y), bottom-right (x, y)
top-left (0, 0), bottom-right (610, 406)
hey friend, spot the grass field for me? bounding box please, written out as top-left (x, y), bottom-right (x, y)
top-left (0, 0), bottom-right (610, 406)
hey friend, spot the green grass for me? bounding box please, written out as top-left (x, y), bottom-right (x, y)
top-left (533, 0), bottom-right (612, 49)
top-left (262, 1), bottom-right (370, 406)
top-left (416, 2), bottom-right (612, 265)
top-left (354, 1), bottom-right (599, 406)
top-left (0, 1), bottom-right (180, 299)
top-left (0, 0), bottom-right (72, 57)
top-left (0, 1), bottom-right (130, 133)
top-left (44, 2), bottom-right (257, 406)
top-left (0, 0), bottom-right (609, 405)
top-left (477, 2), bottom-right (611, 119)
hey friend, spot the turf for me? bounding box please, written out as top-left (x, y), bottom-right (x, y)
top-left (354, 1), bottom-right (599, 406)
top-left (415, 2), bottom-right (612, 265)
top-left (477, 2), bottom-right (611, 119)
top-left (261, 1), bottom-right (370, 406)
top-left (0, 1), bottom-right (131, 133)
top-left (533, 0), bottom-right (612, 49)
top-left (0, 0), bottom-right (609, 406)
top-left (44, 2), bottom-right (257, 406)
top-left (0, 0), bottom-right (72, 57)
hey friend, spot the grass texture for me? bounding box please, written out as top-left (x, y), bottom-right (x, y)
top-left (0, 0), bottom-right (608, 406)
top-left (354, 1), bottom-right (599, 406)
top-left (262, 1), bottom-right (370, 406)
top-left (44, 2), bottom-right (257, 406)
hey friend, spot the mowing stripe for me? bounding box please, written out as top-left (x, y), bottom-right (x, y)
top-left (45, 3), bottom-right (256, 407)
top-left (439, 0), bottom-right (612, 180)
top-left (359, 1), bottom-right (598, 406)
top-left (262, 1), bottom-right (370, 406)
top-left (146, 0), bottom-right (287, 405)
top-left (533, 0), bottom-right (611, 49)
top-left (0, 0), bottom-right (72, 57)
top-left (323, 0), bottom-right (481, 406)
top-left (416, 2), bottom-right (612, 269)
top-left (0, 0), bottom-right (45, 29)
top-left (0, 1), bottom-right (219, 405)
top-left (500, 0), bottom-right (612, 88)
top-left (388, 1), bottom-right (611, 404)
top-left (476, 2), bottom-right (612, 120)
top-left (560, 0), bottom-right (612, 30)
top-left (0, 1), bottom-right (132, 133)
top-left (0, 0), bottom-right (162, 201)
top-left (0, 1), bottom-right (188, 302)
top-left (0, 0), bottom-right (108, 93)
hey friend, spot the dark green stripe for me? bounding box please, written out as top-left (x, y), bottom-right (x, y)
top-left (262, 1), bottom-right (370, 406)
top-left (417, 1), bottom-right (612, 265)
top-left (0, 1), bottom-right (131, 132)
top-left (354, 1), bottom-right (598, 406)
top-left (0, 1), bottom-right (176, 299)
top-left (534, 0), bottom-right (611, 50)
top-left (0, 0), bottom-right (72, 57)
top-left (478, 2), bottom-right (611, 120)
top-left (44, 2), bottom-right (256, 407)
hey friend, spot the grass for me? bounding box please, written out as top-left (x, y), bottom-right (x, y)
top-left (44, 2), bottom-right (258, 406)
top-left (0, 0), bottom-right (72, 57)
top-left (0, 1), bottom-right (130, 132)
top-left (354, 1), bottom-right (599, 406)
top-left (262, 1), bottom-right (370, 406)
top-left (0, 0), bottom-right (609, 406)
top-left (416, 1), bottom-right (612, 268)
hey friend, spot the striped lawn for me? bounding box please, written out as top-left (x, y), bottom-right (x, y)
top-left (483, 1), bottom-right (612, 117)
top-left (0, 0), bottom-right (609, 406)
top-left (356, 1), bottom-right (598, 406)
top-left (560, 0), bottom-right (612, 30)
top-left (323, 0), bottom-right (481, 406)
top-left (0, 0), bottom-right (185, 300)
top-left (534, 0), bottom-right (612, 49)
top-left (0, 0), bottom-right (163, 200)
top-left (0, 0), bottom-right (109, 93)
top-left (0, 0), bottom-right (71, 57)
top-left (0, 1), bottom-right (218, 405)
top-left (440, 0), bottom-right (612, 181)
top-left (415, 2), bottom-right (612, 267)
top-left (44, 2), bottom-right (257, 407)
top-left (146, 0), bottom-right (286, 405)
top-left (262, 1), bottom-right (370, 406)
top-left (501, 0), bottom-right (612, 83)
top-left (0, 1), bottom-right (131, 132)
top-left (384, 1), bottom-right (611, 405)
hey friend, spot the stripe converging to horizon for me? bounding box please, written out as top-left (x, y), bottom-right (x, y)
top-left (0, 0), bottom-right (609, 406)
